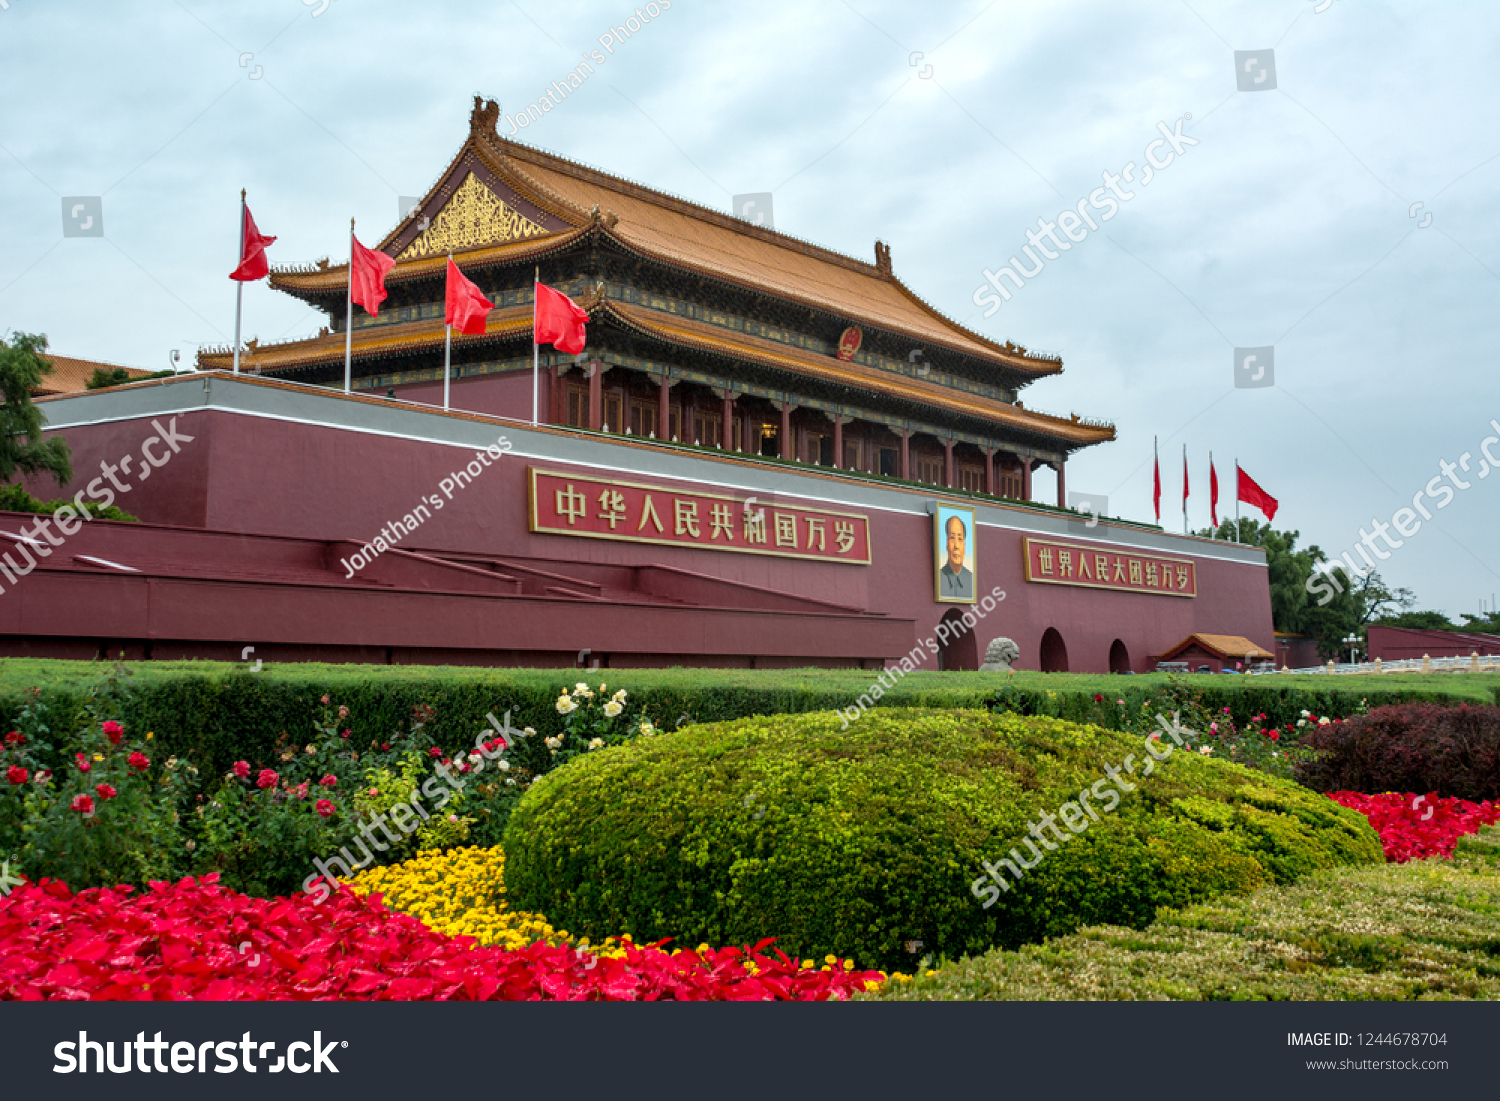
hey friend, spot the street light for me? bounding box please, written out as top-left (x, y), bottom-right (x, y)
top-left (1343, 633), bottom-right (1361, 665)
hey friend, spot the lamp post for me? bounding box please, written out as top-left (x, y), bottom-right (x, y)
top-left (1343, 633), bottom-right (1361, 665)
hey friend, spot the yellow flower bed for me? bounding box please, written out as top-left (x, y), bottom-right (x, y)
top-left (344, 845), bottom-right (897, 981)
top-left (342, 846), bottom-right (568, 950)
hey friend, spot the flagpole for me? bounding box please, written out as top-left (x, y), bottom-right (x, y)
top-left (1182, 442), bottom-right (1188, 535)
top-left (233, 189), bottom-right (245, 374)
top-left (1234, 457), bottom-right (1240, 543)
top-left (532, 265), bottom-right (540, 426)
top-left (444, 254), bottom-right (452, 412)
top-left (344, 217), bottom-right (354, 395)
top-left (1209, 450), bottom-right (1215, 539)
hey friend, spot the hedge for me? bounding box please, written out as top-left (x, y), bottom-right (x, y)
top-left (1296, 703), bottom-right (1500, 801)
top-left (2, 659), bottom-right (1494, 783)
top-left (500, 708), bottom-right (1383, 971)
top-left (866, 826), bottom-right (1500, 1000)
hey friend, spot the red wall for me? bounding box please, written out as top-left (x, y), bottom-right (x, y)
top-left (31, 395), bottom-right (1274, 673)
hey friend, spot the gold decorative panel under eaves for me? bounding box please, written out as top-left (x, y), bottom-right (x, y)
top-left (399, 173), bottom-right (550, 259)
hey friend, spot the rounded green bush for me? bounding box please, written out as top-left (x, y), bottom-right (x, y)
top-left (500, 708), bottom-right (1384, 970)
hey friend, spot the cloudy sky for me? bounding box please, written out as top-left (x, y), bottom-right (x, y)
top-left (3, 0), bottom-right (1497, 619)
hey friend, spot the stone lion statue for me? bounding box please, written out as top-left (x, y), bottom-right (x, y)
top-left (980, 637), bottom-right (1019, 672)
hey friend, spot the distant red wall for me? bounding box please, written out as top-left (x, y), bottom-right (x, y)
top-left (34, 406), bottom-right (1274, 673)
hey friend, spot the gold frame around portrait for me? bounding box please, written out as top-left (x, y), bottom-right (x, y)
top-left (933, 504), bottom-right (977, 604)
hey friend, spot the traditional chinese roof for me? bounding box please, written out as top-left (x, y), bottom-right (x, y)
top-left (197, 299), bottom-right (1113, 447)
top-left (1157, 634), bottom-right (1274, 662)
top-left (267, 97), bottom-right (1064, 379)
top-left (33, 355), bottom-right (155, 396)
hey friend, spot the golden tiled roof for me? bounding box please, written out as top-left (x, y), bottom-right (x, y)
top-left (1160, 633), bottom-right (1275, 661)
top-left (269, 100), bottom-right (1062, 378)
top-left (33, 355), bottom-right (155, 396)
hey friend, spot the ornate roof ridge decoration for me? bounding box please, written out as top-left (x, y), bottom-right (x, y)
top-left (397, 171), bottom-right (551, 259)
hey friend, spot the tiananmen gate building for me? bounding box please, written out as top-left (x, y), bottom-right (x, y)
top-left (6, 98), bottom-right (1274, 672)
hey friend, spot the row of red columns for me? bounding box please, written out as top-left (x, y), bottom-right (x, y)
top-left (560, 362), bottom-right (1064, 505)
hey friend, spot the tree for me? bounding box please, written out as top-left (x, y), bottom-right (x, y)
top-left (1196, 519), bottom-right (1412, 659)
top-left (86, 366), bottom-right (174, 389)
top-left (1373, 610), bottom-right (1458, 630)
top-left (0, 332), bottom-right (72, 487)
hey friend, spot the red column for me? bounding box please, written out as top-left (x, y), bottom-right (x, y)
top-left (588, 360), bottom-right (602, 432)
top-left (943, 439), bottom-right (955, 488)
top-left (551, 368), bottom-right (565, 426)
top-left (832, 416), bottom-right (843, 469)
top-left (1022, 458), bottom-right (1033, 501)
top-left (983, 447), bottom-right (995, 496)
top-left (743, 410), bottom-right (756, 454)
top-left (780, 402), bottom-right (793, 460)
top-left (721, 392), bottom-right (734, 450)
top-left (898, 430), bottom-right (910, 480)
top-left (657, 375), bottom-right (670, 440)
top-left (1056, 459), bottom-right (1066, 508)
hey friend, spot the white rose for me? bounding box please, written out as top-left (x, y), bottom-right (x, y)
top-left (603, 700), bottom-right (623, 718)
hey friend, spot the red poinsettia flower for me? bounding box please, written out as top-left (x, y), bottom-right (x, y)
top-left (95, 783), bottom-right (118, 800)
top-left (256, 769), bottom-right (278, 790)
top-left (232, 760), bottom-right (250, 779)
top-left (315, 799), bottom-right (336, 818)
top-left (5, 765), bottom-right (27, 785)
top-left (70, 794), bottom-right (94, 814)
top-left (101, 720), bottom-right (125, 745)
top-left (127, 752), bottom-right (150, 772)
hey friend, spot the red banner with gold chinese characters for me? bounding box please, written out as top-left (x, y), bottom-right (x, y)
top-left (1023, 537), bottom-right (1196, 597)
top-left (529, 468), bottom-right (871, 564)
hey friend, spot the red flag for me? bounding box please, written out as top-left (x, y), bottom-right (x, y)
top-left (1237, 464), bottom-right (1279, 521)
top-left (445, 258), bottom-right (493, 335)
top-left (351, 235), bottom-right (396, 316)
top-left (1182, 450), bottom-right (1190, 508)
top-left (1152, 451), bottom-right (1161, 522)
top-left (534, 281), bottom-right (588, 354)
top-left (229, 205), bottom-right (277, 281)
top-left (1210, 460), bottom-right (1220, 527)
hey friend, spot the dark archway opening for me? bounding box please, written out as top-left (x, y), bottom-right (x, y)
top-left (937, 608), bottom-right (980, 671)
top-left (1109, 638), bottom-right (1131, 674)
top-left (1039, 627), bottom-right (1069, 673)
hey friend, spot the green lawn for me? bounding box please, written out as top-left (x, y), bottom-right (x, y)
top-left (866, 827), bottom-right (1500, 1000)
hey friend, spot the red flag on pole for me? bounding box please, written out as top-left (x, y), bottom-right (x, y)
top-left (229, 205), bottom-right (277, 281)
top-left (1182, 449), bottom-right (1190, 507)
top-left (1237, 464), bottom-right (1279, 521)
top-left (351, 235), bottom-right (396, 316)
top-left (445, 258), bottom-right (493, 335)
top-left (1210, 458), bottom-right (1220, 527)
top-left (534, 281), bottom-right (588, 354)
top-left (1152, 440), bottom-right (1161, 522)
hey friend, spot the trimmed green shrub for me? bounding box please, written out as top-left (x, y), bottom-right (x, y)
top-left (3, 661), bottom-right (1491, 787)
top-left (500, 708), bottom-right (1384, 971)
top-left (1295, 703), bottom-right (1500, 800)
top-left (866, 827), bottom-right (1500, 1001)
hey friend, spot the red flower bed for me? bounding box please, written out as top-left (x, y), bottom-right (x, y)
top-left (1328, 791), bottom-right (1500, 863)
top-left (0, 876), bottom-right (882, 1001)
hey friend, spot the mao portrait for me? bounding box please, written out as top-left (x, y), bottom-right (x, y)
top-left (934, 505), bottom-right (976, 603)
